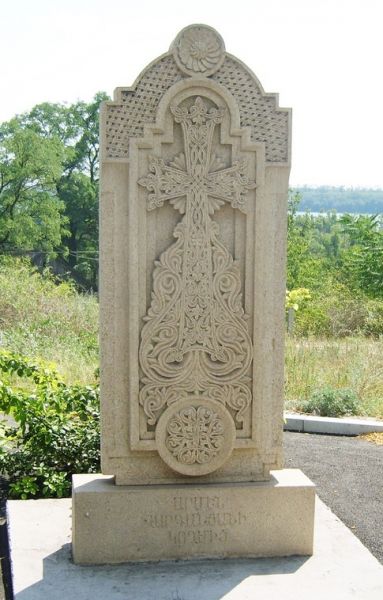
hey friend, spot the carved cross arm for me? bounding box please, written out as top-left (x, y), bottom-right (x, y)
top-left (138, 155), bottom-right (192, 211)
top-left (205, 159), bottom-right (256, 213)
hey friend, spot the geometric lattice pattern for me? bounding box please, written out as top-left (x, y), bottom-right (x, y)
top-left (212, 57), bottom-right (289, 163)
top-left (105, 57), bottom-right (182, 159)
top-left (105, 54), bottom-right (289, 163)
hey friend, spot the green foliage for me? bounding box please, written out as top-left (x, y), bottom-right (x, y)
top-left (287, 191), bottom-right (383, 337)
top-left (293, 283), bottom-right (375, 337)
top-left (0, 93), bottom-right (109, 289)
top-left (287, 191), bottom-right (312, 289)
top-left (285, 337), bottom-right (383, 419)
top-left (0, 350), bottom-right (100, 499)
top-left (0, 119), bottom-right (67, 252)
top-left (0, 256), bottom-right (98, 383)
top-left (24, 93), bottom-right (108, 288)
top-left (298, 387), bottom-right (360, 417)
top-left (0, 265), bottom-right (99, 499)
top-left (339, 214), bottom-right (383, 298)
top-left (286, 288), bottom-right (311, 312)
top-left (364, 300), bottom-right (383, 337)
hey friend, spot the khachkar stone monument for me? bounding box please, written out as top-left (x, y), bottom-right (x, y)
top-left (72, 24), bottom-right (315, 563)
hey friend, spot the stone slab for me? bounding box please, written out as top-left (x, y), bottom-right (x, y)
top-left (284, 412), bottom-right (383, 435)
top-left (100, 25), bottom-right (291, 486)
top-left (8, 496), bottom-right (383, 599)
top-left (72, 469), bottom-right (315, 564)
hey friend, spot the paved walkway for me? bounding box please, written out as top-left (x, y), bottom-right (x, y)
top-left (284, 431), bottom-right (383, 564)
top-left (8, 497), bottom-right (383, 599)
top-left (5, 431), bottom-right (383, 598)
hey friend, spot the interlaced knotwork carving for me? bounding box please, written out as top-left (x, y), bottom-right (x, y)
top-left (165, 405), bottom-right (224, 465)
top-left (138, 96), bottom-right (254, 432)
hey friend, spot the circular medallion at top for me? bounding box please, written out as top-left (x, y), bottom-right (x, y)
top-left (155, 396), bottom-right (235, 476)
top-left (171, 24), bottom-right (226, 77)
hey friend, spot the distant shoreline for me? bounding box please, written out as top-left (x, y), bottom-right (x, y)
top-left (296, 211), bottom-right (372, 217)
top-left (292, 186), bottom-right (383, 214)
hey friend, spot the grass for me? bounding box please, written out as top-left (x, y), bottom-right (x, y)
top-left (0, 257), bottom-right (98, 384)
top-left (285, 336), bottom-right (383, 419)
top-left (359, 432), bottom-right (383, 445)
top-left (1, 257), bottom-right (382, 419)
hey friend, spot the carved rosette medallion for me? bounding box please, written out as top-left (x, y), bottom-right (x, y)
top-left (155, 397), bottom-right (235, 476)
top-left (171, 24), bottom-right (225, 77)
top-left (138, 95), bottom-right (255, 472)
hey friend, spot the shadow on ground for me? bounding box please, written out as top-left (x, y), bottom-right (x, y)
top-left (16, 543), bottom-right (309, 600)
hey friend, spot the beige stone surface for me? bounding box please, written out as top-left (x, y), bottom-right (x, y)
top-left (72, 469), bottom-right (314, 564)
top-left (99, 24), bottom-right (291, 485)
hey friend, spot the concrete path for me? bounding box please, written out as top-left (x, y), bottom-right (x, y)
top-left (8, 491), bottom-right (383, 599)
top-left (284, 431), bottom-right (383, 564)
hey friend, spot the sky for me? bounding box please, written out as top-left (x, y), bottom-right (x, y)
top-left (1, 0), bottom-right (383, 188)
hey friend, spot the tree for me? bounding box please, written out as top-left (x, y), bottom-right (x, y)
top-left (339, 214), bottom-right (383, 298)
top-left (0, 93), bottom-right (109, 288)
top-left (286, 190), bottom-right (319, 289)
top-left (28, 93), bottom-right (108, 288)
top-left (0, 119), bottom-right (67, 253)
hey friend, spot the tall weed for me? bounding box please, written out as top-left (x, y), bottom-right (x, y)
top-left (0, 257), bottom-right (98, 383)
top-left (285, 337), bottom-right (383, 418)
top-left (293, 281), bottom-right (383, 338)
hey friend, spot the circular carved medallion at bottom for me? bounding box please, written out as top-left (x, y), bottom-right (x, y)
top-left (155, 397), bottom-right (235, 476)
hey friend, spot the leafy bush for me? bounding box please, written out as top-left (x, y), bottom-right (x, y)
top-left (293, 282), bottom-right (383, 338)
top-left (286, 288), bottom-right (311, 312)
top-left (299, 387), bottom-right (360, 417)
top-left (0, 350), bottom-right (100, 499)
top-left (286, 193), bottom-right (383, 338)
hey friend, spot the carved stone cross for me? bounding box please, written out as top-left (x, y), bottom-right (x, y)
top-left (138, 96), bottom-right (255, 439)
top-left (139, 96), bottom-right (255, 215)
top-left (73, 26), bottom-right (308, 567)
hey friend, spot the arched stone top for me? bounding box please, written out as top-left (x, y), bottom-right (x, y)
top-left (102, 25), bottom-right (291, 165)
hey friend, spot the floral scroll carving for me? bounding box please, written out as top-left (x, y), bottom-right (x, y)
top-left (138, 96), bottom-right (255, 453)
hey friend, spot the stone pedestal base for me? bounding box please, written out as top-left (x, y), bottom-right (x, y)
top-left (72, 469), bottom-right (315, 564)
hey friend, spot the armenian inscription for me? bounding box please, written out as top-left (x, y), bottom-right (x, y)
top-left (72, 24), bottom-right (316, 567)
top-left (142, 495), bottom-right (247, 547)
